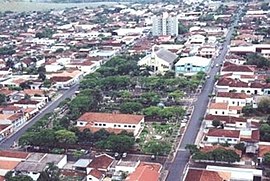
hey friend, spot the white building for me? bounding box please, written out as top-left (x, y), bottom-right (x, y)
top-left (152, 12), bottom-right (178, 36)
top-left (138, 47), bottom-right (177, 75)
top-left (77, 112), bottom-right (144, 137)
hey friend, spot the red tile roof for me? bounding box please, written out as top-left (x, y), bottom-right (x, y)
top-left (185, 168), bottom-right (230, 181)
top-left (0, 150), bottom-right (29, 159)
top-left (216, 92), bottom-right (250, 99)
top-left (50, 76), bottom-right (72, 82)
top-left (240, 130), bottom-right (260, 143)
top-left (207, 129), bottom-right (240, 138)
top-left (78, 112), bottom-right (144, 124)
top-left (126, 162), bottom-right (161, 181)
top-left (222, 64), bottom-right (255, 72)
top-left (88, 154), bottom-right (114, 171)
top-left (201, 145), bottom-right (242, 156)
top-left (204, 114), bottom-right (247, 124)
top-left (259, 144), bottom-right (270, 157)
top-left (88, 169), bottom-right (103, 179)
top-left (217, 77), bottom-right (248, 87)
top-left (209, 103), bottom-right (228, 110)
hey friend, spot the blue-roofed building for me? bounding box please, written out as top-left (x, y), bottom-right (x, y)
top-left (175, 56), bottom-right (211, 76)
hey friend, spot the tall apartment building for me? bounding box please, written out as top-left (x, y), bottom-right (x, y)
top-left (152, 12), bottom-right (179, 36)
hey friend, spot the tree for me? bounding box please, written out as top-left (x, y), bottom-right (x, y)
top-left (242, 105), bottom-right (255, 116)
top-left (245, 53), bottom-right (270, 69)
top-left (169, 90), bottom-right (184, 103)
top-left (260, 124), bottom-right (270, 141)
top-left (257, 97), bottom-right (270, 114)
top-left (96, 134), bottom-right (135, 153)
top-left (143, 140), bottom-right (171, 155)
top-left (185, 144), bottom-right (199, 154)
top-left (55, 129), bottom-right (77, 146)
top-left (24, 94), bottom-right (31, 100)
top-left (0, 93), bottom-right (6, 105)
top-left (212, 120), bottom-right (221, 127)
top-left (38, 162), bottom-right (60, 181)
top-left (199, 14), bottom-right (214, 21)
top-left (234, 143), bottom-right (245, 152)
top-left (192, 149), bottom-right (240, 164)
top-left (263, 152), bottom-right (270, 165)
top-left (140, 92), bottom-right (161, 106)
top-left (120, 102), bottom-right (143, 114)
top-left (178, 22), bottom-right (188, 35)
top-left (38, 72), bottom-right (46, 81)
top-left (43, 79), bottom-right (52, 88)
top-left (5, 171), bottom-right (34, 181)
top-left (261, 2), bottom-right (269, 11)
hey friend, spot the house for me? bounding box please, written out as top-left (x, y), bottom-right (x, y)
top-left (14, 99), bottom-right (45, 110)
top-left (204, 114), bottom-right (259, 130)
top-left (138, 47), bottom-right (177, 74)
top-left (198, 45), bottom-right (217, 58)
top-left (215, 77), bottom-right (270, 95)
top-left (215, 92), bottom-right (253, 107)
top-left (175, 56), bottom-right (211, 76)
top-left (0, 160), bottom-right (20, 177)
top-left (87, 168), bottom-right (104, 181)
top-left (0, 150), bottom-right (29, 162)
top-left (207, 102), bottom-right (242, 117)
top-left (77, 112), bottom-right (144, 137)
top-left (205, 166), bottom-right (262, 181)
top-left (125, 162), bottom-right (162, 181)
top-left (14, 153), bottom-right (67, 181)
top-left (114, 160), bottom-right (140, 174)
top-left (204, 128), bottom-right (260, 146)
top-left (0, 113), bottom-right (25, 132)
top-left (184, 168), bottom-right (231, 181)
top-left (220, 63), bottom-right (255, 77)
top-left (258, 142), bottom-right (270, 164)
top-left (204, 129), bottom-right (240, 144)
top-left (185, 34), bottom-right (206, 46)
top-left (49, 70), bottom-right (83, 89)
top-left (85, 154), bottom-right (114, 181)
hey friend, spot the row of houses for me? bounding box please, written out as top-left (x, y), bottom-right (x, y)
top-left (0, 150), bottom-right (161, 181)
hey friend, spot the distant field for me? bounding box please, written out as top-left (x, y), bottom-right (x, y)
top-left (0, 1), bottom-right (123, 12)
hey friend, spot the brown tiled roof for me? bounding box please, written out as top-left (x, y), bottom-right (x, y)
top-left (216, 92), bottom-right (250, 99)
top-left (228, 106), bottom-right (242, 111)
top-left (23, 89), bottom-right (44, 96)
top-left (88, 154), bottom-right (114, 170)
top-left (88, 169), bottom-right (103, 179)
top-left (250, 82), bottom-right (270, 88)
top-left (259, 144), bottom-right (270, 157)
top-left (126, 162), bottom-right (161, 181)
top-left (221, 64), bottom-right (255, 72)
top-left (60, 169), bottom-right (86, 178)
top-left (185, 169), bottom-right (230, 181)
top-left (0, 89), bottom-right (15, 96)
top-left (240, 130), bottom-right (260, 143)
top-left (0, 160), bottom-right (20, 170)
top-left (207, 129), bottom-right (240, 138)
top-left (50, 76), bottom-right (72, 82)
top-left (205, 114), bottom-right (247, 123)
top-left (1, 105), bottom-right (21, 112)
top-left (209, 103), bottom-right (228, 110)
top-left (201, 145), bottom-right (242, 156)
top-left (78, 112), bottom-right (144, 124)
top-left (0, 150), bottom-right (29, 159)
top-left (16, 100), bottom-right (39, 105)
top-left (217, 77), bottom-right (248, 87)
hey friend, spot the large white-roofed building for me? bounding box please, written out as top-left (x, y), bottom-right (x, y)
top-left (174, 56), bottom-right (211, 76)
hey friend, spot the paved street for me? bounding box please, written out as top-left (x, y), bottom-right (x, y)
top-left (166, 8), bottom-right (242, 181)
top-left (0, 84), bottom-right (79, 149)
